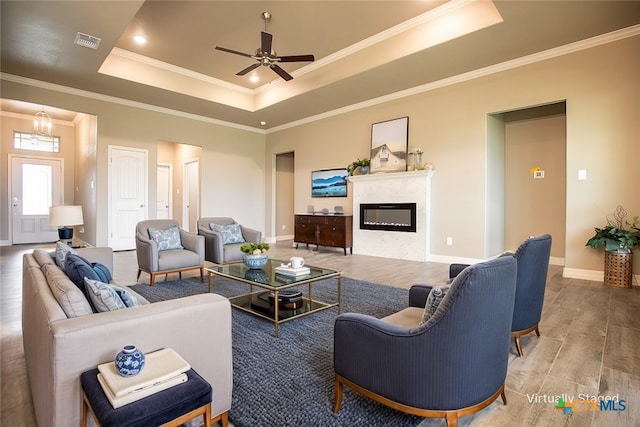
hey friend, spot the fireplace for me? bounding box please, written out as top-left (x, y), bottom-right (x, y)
top-left (360, 203), bottom-right (417, 232)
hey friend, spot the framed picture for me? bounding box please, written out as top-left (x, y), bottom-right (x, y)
top-left (311, 168), bottom-right (348, 198)
top-left (370, 116), bottom-right (409, 173)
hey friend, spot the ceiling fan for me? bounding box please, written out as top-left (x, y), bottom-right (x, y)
top-left (215, 12), bottom-right (315, 81)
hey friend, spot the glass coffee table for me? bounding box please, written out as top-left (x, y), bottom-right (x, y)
top-left (206, 259), bottom-right (341, 337)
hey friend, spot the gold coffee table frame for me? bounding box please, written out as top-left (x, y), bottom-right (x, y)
top-left (206, 259), bottom-right (341, 337)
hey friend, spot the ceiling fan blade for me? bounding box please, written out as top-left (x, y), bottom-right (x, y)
top-left (215, 46), bottom-right (254, 58)
top-left (277, 55), bottom-right (315, 63)
top-left (261, 31), bottom-right (273, 54)
top-left (236, 63), bottom-right (261, 76)
top-left (270, 64), bottom-right (293, 81)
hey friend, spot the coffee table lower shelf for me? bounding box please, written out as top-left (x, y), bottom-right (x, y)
top-left (229, 291), bottom-right (338, 332)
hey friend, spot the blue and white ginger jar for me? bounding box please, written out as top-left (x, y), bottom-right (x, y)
top-left (115, 345), bottom-right (146, 377)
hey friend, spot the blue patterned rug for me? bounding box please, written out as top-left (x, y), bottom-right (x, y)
top-left (130, 276), bottom-right (423, 427)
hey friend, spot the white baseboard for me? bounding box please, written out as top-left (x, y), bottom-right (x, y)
top-left (0, 240), bottom-right (11, 246)
top-left (562, 268), bottom-right (603, 281)
top-left (264, 234), bottom-right (294, 244)
top-left (428, 255), bottom-right (483, 265)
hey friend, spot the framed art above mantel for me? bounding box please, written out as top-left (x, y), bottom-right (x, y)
top-left (370, 116), bottom-right (408, 174)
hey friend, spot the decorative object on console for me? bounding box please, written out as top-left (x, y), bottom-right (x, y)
top-left (115, 345), bottom-right (146, 377)
top-left (407, 148), bottom-right (424, 171)
top-left (49, 205), bottom-right (84, 240)
top-left (240, 242), bottom-right (270, 269)
top-left (585, 205), bottom-right (639, 288)
top-left (370, 116), bottom-right (408, 174)
top-left (312, 168), bottom-right (349, 197)
top-left (334, 206), bottom-right (344, 214)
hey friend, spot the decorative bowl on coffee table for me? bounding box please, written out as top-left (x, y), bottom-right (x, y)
top-left (243, 254), bottom-right (269, 269)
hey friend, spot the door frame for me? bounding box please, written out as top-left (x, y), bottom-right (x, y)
top-left (156, 163), bottom-right (173, 219)
top-left (8, 153), bottom-right (64, 244)
top-left (182, 159), bottom-right (199, 232)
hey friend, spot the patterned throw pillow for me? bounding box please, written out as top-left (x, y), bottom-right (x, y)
top-left (210, 223), bottom-right (245, 245)
top-left (148, 225), bottom-right (184, 251)
top-left (55, 241), bottom-right (77, 271)
top-left (111, 285), bottom-right (141, 308)
top-left (84, 278), bottom-right (127, 312)
top-left (419, 285), bottom-right (451, 326)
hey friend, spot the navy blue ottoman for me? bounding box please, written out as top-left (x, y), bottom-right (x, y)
top-left (81, 368), bottom-right (212, 427)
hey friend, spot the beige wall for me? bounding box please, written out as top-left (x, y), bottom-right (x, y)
top-left (0, 80), bottom-right (266, 246)
top-left (265, 35), bottom-right (640, 275)
top-left (505, 114), bottom-right (566, 259)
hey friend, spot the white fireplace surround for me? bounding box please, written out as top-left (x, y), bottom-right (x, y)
top-left (349, 170), bottom-right (435, 262)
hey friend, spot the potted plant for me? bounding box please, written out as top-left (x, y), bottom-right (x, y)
top-left (240, 242), bottom-right (270, 269)
top-left (347, 158), bottom-right (370, 176)
top-left (586, 206), bottom-right (640, 288)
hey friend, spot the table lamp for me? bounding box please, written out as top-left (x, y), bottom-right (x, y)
top-left (49, 205), bottom-right (84, 240)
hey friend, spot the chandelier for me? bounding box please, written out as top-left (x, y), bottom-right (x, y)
top-left (33, 107), bottom-right (52, 136)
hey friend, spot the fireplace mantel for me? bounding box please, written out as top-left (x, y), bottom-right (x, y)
top-left (350, 170), bottom-right (435, 262)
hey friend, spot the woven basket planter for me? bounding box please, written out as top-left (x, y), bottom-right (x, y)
top-left (604, 251), bottom-right (633, 288)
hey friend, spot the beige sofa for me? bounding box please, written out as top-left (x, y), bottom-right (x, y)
top-left (22, 247), bottom-right (232, 427)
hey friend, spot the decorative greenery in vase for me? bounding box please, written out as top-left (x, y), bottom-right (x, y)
top-left (585, 206), bottom-right (640, 253)
top-left (347, 158), bottom-right (370, 176)
top-left (240, 242), bottom-right (270, 255)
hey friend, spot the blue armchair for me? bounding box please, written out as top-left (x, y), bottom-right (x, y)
top-left (333, 256), bottom-right (517, 426)
top-left (447, 234), bottom-right (552, 357)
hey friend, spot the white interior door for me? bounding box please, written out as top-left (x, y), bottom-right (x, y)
top-left (156, 164), bottom-right (172, 219)
top-left (182, 160), bottom-right (199, 232)
top-left (10, 155), bottom-right (62, 244)
top-left (109, 146), bottom-right (148, 250)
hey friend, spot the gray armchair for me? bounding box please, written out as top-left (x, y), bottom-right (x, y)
top-left (135, 219), bottom-right (205, 286)
top-left (333, 256), bottom-right (517, 426)
top-left (197, 217), bottom-right (261, 264)
top-left (447, 234), bottom-right (552, 356)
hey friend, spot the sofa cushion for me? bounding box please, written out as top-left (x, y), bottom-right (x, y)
top-left (55, 241), bottom-right (77, 271)
top-left (112, 285), bottom-right (141, 308)
top-left (85, 278), bottom-right (127, 312)
top-left (210, 223), bottom-right (245, 244)
top-left (32, 249), bottom-right (56, 267)
top-left (43, 263), bottom-right (93, 318)
top-left (148, 225), bottom-right (184, 251)
top-left (419, 285), bottom-right (451, 326)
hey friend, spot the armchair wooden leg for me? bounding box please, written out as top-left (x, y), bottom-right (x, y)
top-left (445, 412), bottom-right (459, 427)
top-left (514, 336), bottom-right (523, 357)
top-left (137, 269), bottom-right (142, 280)
top-left (150, 273), bottom-right (156, 286)
top-left (333, 376), bottom-right (344, 413)
top-left (501, 388), bottom-right (507, 405)
top-left (200, 267), bottom-right (204, 282)
top-left (535, 326), bottom-right (540, 336)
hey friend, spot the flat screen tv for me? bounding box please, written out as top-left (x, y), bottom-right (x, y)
top-left (311, 168), bottom-right (348, 198)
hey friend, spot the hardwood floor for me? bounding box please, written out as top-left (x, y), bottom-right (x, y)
top-left (2, 241), bottom-right (639, 426)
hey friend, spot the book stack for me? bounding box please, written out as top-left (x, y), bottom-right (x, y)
top-left (97, 348), bottom-right (190, 408)
top-left (274, 264), bottom-right (311, 277)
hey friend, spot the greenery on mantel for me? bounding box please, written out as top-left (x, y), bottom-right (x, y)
top-left (347, 158), bottom-right (370, 176)
top-left (585, 206), bottom-right (640, 252)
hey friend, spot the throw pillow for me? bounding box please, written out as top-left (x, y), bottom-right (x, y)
top-left (419, 285), bottom-right (451, 326)
top-left (65, 254), bottom-right (100, 311)
top-left (84, 278), bottom-right (127, 312)
top-left (92, 262), bottom-right (113, 283)
top-left (43, 263), bottom-right (93, 318)
top-left (148, 225), bottom-right (184, 251)
top-left (111, 285), bottom-right (141, 308)
top-left (210, 223), bottom-right (245, 244)
top-left (55, 241), bottom-right (77, 271)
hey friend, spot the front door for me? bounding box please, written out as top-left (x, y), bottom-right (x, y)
top-left (109, 146), bottom-right (148, 250)
top-left (10, 155), bottom-right (62, 244)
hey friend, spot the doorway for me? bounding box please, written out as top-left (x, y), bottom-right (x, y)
top-left (487, 101), bottom-right (566, 262)
top-left (182, 160), bottom-right (199, 233)
top-left (156, 164), bottom-right (172, 219)
top-left (9, 155), bottom-right (63, 244)
top-left (275, 152), bottom-right (295, 241)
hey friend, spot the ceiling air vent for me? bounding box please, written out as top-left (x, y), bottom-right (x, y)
top-left (74, 32), bottom-right (101, 50)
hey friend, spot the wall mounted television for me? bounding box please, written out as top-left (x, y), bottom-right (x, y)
top-left (311, 168), bottom-right (348, 198)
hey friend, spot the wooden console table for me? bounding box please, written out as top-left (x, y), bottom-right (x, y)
top-left (294, 214), bottom-right (353, 255)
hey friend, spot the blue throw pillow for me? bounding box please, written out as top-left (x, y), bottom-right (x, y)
top-left (65, 254), bottom-right (100, 312)
top-left (148, 225), bottom-right (184, 251)
top-left (210, 223), bottom-right (245, 244)
top-left (92, 262), bottom-right (112, 283)
top-left (111, 285), bottom-right (141, 308)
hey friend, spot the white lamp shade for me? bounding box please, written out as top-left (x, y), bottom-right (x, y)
top-left (49, 205), bottom-right (84, 227)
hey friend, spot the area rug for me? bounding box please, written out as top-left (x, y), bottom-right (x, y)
top-left (130, 276), bottom-right (424, 427)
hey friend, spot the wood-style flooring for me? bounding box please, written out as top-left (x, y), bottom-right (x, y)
top-left (2, 241), bottom-right (639, 426)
